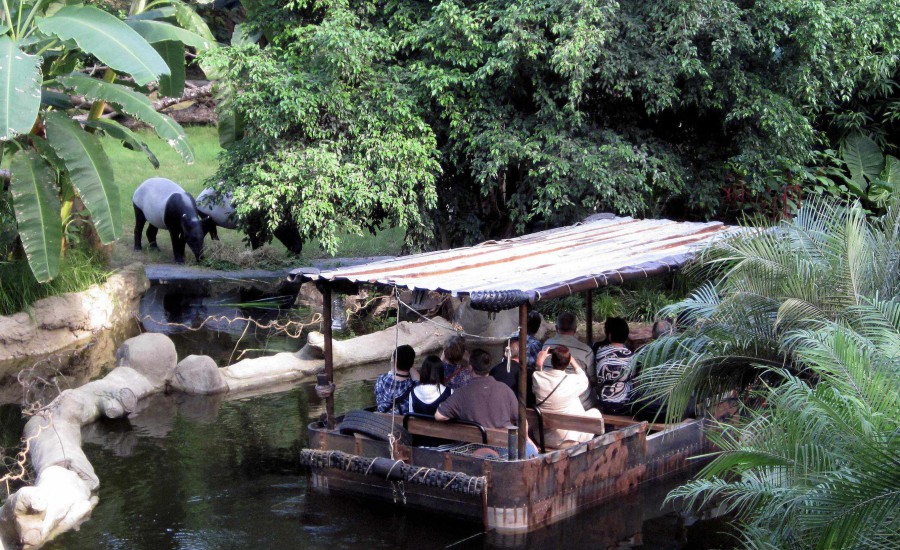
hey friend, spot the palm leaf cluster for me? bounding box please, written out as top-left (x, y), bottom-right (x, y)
top-left (669, 305), bottom-right (899, 549)
top-left (636, 191), bottom-right (900, 422)
top-left (635, 191), bottom-right (900, 549)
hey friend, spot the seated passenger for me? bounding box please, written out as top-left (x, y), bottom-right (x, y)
top-left (542, 312), bottom-right (595, 379)
top-left (525, 311), bottom-right (543, 369)
top-left (436, 349), bottom-right (516, 428)
top-left (374, 345), bottom-right (417, 414)
top-left (409, 355), bottom-right (452, 415)
top-left (594, 317), bottom-right (635, 415)
top-left (441, 334), bottom-right (473, 390)
top-left (490, 334), bottom-right (523, 397)
top-left (436, 349), bottom-right (539, 457)
top-left (533, 346), bottom-right (602, 448)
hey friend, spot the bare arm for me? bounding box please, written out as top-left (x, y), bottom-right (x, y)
top-left (434, 410), bottom-right (450, 421)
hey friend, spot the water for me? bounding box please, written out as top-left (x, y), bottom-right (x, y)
top-left (3, 283), bottom-right (734, 549)
top-left (42, 373), bottom-right (732, 549)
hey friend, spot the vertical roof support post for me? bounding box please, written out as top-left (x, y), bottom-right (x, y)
top-left (517, 304), bottom-right (527, 458)
top-left (321, 283), bottom-right (336, 429)
top-left (585, 289), bottom-right (594, 347)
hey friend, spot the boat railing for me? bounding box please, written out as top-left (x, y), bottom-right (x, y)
top-left (531, 406), bottom-right (546, 453)
top-left (401, 412), bottom-right (500, 446)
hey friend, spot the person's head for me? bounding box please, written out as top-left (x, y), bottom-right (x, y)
top-left (556, 312), bottom-right (577, 334)
top-left (469, 348), bottom-right (492, 376)
top-left (419, 355), bottom-right (445, 385)
top-left (550, 346), bottom-right (571, 370)
top-left (506, 334), bottom-right (521, 358)
top-left (527, 311), bottom-right (542, 335)
top-left (443, 334), bottom-right (466, 364)
top-left (604, 317), bottom-right (629, 344)
top-left (652, 319), bottom-right (674, 340)
top-left (393, 344), bottom-right (416, 373)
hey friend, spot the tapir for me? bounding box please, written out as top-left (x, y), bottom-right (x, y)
top-left (132, 178), bottom-right (205, 264)
top-left (196, 188), bottom-right (304, 254)
top-left (196, 188), bottom-right (238, 241)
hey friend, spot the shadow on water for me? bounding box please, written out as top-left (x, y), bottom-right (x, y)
top-left (1, 281), bottom-right (735, 549)
top-left (47, 376), bottom-right (734, 550)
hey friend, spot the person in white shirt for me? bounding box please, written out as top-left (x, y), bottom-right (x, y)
top-left (533, 346), bottom-right (603, 448)
top-left (409, 355), bottom-right (453, 415)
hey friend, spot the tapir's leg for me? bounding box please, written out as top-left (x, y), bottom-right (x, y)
top-left (133, 205), bottom-right (146, 251)
top-left (201, 217), bottom-right (219, 240)
top-left (274, 221), bottom-right (303, 254)
top-left (172, 232), bottom-right (186, 264)
top-left (146, 225), bottom-right (159, 249)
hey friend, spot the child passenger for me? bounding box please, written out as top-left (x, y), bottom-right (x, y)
top-left (409, 355), bottom-right (453, 415)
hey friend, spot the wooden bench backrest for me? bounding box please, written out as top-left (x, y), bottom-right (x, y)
top-left (525, 409), bottom-right (606, 437)
top-left (374, 413), bottom-right (511, 447)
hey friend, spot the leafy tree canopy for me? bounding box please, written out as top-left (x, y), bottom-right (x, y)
top-left (212, 0), bottom-right (900, 251)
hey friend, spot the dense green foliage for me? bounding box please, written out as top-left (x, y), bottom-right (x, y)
top-left (212, 0), bottom-right (900, 250)
top-left (636, 192), bottom-right (900, 548)
top-left (636, 191), bottom-right (900, 422)
top-left (0, 248), bottom-right (110, 315)
top-left (0, 0), bottom-right (213, 282)
top-left (670, 308), bottom-right (899, 549)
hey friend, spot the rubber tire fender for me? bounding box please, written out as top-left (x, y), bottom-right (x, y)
top-left (337, 410), bottom-right (412, 446)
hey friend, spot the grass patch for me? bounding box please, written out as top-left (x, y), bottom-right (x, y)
top-left (0, 249), bottom-right (112, 316)
top-left (200, 241), bottom-right (291, 270)
top-left (302, 226), bottom-right (407, 259)
top-left (104, 125), bottom-right (406, 266)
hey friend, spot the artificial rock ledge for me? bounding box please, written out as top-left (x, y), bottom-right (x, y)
top-left (0, 317), bottom-right (462, 548)
top-left (0, 263), bottom-right (149, 364)
top-left (0, 333), bottom-right (174, 549)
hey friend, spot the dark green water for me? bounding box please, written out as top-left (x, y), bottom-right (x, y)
top-left (5, 284), bottom-right (734, 549)
top-left (40, 369), bottom-right (732, 550)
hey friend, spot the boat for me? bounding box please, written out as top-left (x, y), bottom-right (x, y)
top-left (291, 216), bottom-right (736, 535)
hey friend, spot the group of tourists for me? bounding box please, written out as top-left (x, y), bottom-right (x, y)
top-left (373, 310), bottom-right (670, 450)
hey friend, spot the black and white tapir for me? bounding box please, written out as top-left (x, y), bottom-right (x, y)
top-left (195, 188), bottom-right (238, 241)
top-left (196, 188), bottom-right (304, 254)
top-left (132, 178), bottom-right (205, 264)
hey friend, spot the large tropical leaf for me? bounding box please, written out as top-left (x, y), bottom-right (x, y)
top-left (843, 132), bottom-right (884, 191)
top-left (172, 2), bottom-right (216, 44)
top-left (216, 84), bottom-right (244, 148)
top-left (44, 112), bottom-right (121, 243)
top-left (127, 20), bottom-right (213, 50)
top-left (0, 36), bottom-right (42, 140)
top-left (9, 150), bottom-right (61, 282)
top-left (152, 40), bottom-right (186, 98)
top-left (40, 89), bottom-right (74, 110)
top-left (58, 74), bottom-right (194, 163)
top-left (84, 119), bottom-right (159, 169)
top-left (881, 155), bottom-right (900, 186)
top-left (126, 8), bottom-right (177, 22)
top-left (35, 6), bottom-right (169, 86)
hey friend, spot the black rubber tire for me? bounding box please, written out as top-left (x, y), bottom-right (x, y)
top-left (338, 410), bottom-right (412, 446)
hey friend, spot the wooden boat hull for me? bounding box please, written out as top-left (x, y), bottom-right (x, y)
top-left (305, 418), bottom-right (711, 534)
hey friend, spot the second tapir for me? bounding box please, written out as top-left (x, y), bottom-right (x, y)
top-left (132, 178), bottom-right (205, 264)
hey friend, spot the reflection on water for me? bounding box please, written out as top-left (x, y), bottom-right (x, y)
top-left (0, 319), bottom-right (141, 406)
top-left (2, 282), bottom-right (733, 549)
top-left (47, 371), bottom-right (732, 550)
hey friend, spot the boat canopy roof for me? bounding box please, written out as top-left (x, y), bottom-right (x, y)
top-left (289, 216), bottom-right (736, 311)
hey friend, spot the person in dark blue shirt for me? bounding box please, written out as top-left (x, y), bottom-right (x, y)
top-left (374, 345), bottom-right (417, 414)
